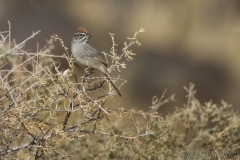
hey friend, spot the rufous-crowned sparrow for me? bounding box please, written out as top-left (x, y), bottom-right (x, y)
top-left (71, 27), bottom-right (121, 97)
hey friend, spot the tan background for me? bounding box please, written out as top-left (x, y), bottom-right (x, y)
top-left (1, 0), bottom-right (240, 113)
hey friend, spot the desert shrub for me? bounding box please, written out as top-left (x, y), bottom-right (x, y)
top-left (0, 23), bottom-right (240, 160)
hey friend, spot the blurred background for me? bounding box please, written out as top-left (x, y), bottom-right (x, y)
top-left (1, 0), bottom-right (240, 113)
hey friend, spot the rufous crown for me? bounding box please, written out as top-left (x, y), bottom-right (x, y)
top-left (76, 27), bottom-right (88, 33)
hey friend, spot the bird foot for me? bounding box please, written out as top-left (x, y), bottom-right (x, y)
top-left (84, 67), bottom-right (95, 76)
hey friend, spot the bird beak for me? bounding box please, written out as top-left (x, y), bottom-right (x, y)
top-left (87, 33), bottom-right (91, 37)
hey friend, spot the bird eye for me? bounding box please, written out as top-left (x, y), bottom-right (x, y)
top-left (79, 34), bottom-right (83, 37)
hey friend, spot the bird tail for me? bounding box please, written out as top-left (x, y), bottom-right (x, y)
top-left (103, 73), bottom-right (121, 97)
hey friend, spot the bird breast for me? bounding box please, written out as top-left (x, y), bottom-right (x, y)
top-left (71, 42), bottom-right (91, 67)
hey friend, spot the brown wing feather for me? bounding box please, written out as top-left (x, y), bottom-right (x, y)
top-left (84, 43), bottom-right (108, 66)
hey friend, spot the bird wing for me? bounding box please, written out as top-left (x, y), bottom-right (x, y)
top-left (84, 43), bottom-right (108, 66)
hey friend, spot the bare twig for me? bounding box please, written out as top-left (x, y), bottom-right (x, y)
top-left (0, 30), bottom-right (41, 58)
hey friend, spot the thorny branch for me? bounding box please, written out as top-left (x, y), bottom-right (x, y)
top-left (0, 25), bottom-right (237, 160)
top-left (0, 24), bottom-right (153, 159)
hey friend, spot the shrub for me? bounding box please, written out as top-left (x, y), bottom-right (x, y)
top-left (0, 23), bottom-right (239, 159)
